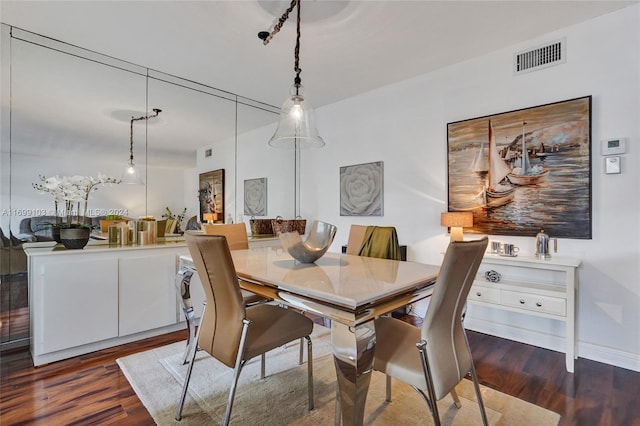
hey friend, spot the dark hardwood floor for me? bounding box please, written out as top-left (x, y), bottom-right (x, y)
top-left (1, 315), bottom-right (639, 425)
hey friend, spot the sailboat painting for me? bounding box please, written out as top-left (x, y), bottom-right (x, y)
top-left (447, 96), bottom-right (592, 239)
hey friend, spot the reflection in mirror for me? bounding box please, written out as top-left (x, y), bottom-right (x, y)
top-left (1, 25), bottom-right (16, 346)
top-left (0, 24), bottom-right (286, 349)
top-left (235, 101), bottom-right (292, 226)
top-left (198, 169), bottom-right (225, 223)
top-left (147, 71), bottom-right (237, 222)
top-left (9, 30), bottom-right (148, 227)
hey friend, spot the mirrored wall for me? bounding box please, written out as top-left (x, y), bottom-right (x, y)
top-left (0, 24), bottom-right (292, 348)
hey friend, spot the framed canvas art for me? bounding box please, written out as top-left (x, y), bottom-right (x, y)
top-left (447, 96), bottom-right (592, 239)
top-left (340, 161), bottom-right (384, 216)
top-left (198, 169), bottom-right (224, 223)
top-left (244, 177), bottom-right (267, 216)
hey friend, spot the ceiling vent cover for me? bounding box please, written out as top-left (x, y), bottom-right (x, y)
top-left (514, 38), bottom-right (566, 75)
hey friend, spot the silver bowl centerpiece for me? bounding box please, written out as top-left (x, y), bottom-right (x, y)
top-left (279, 220), bottom-right (337, 263)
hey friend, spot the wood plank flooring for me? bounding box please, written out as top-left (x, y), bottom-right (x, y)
top-left (1, 316), bottom-right (639, 425)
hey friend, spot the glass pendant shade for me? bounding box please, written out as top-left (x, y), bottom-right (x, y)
top-left (269, 84), bottom-right (325, 149)
top-left (121, 161), bottom-right (144, 185)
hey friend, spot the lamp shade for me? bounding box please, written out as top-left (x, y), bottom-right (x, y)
top-left (121, 162), bottom-right (144, 185)
top-left (269, 84), bottom-right (325, 149)
top-left (440, 212), bottom-right (473, 228)
top-left (203, 213), bottom-right (218, 223)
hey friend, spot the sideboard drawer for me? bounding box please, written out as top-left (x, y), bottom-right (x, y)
top-left (501, 290), bottom-right (566, 317)
top-left (468, 285), bottom-right (501, 304)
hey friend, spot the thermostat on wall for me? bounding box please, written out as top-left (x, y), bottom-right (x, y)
top-left (601, 138), bottom-right (627, 155)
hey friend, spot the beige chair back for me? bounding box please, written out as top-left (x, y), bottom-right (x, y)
top-left (421, 237), bottom-right (488, 400)
top-left (346, 224), bottom-right (400, 260)
top-left (202, 223), bottom-right (249, 250)
top-left (345, 225), bottom-right (368, 255)
top-left (185, 233), bottom-right (247, 368)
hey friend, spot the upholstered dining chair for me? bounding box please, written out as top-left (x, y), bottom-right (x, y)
top-left (346, 224), bottom-right (401, 260)
top-left (345, 224), bottom-right (367, 255)
top-left (202, 223), bottom-right (266, 305)
top-left (372, 237), bottom-right (489, 426)
top-left (179, 225), bottom-right (275, 365)
top-left (176, 234), bottom-right (315, 425)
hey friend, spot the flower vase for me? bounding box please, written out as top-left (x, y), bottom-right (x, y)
top-left (51, 226), bottom-right (62, 243)
top-left (60, 227), bottom-right (91, 249)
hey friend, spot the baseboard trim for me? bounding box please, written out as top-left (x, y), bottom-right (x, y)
top-left (464, 317), bottom-right (640, 372)
top-left (578, 341), bottom-right (640, 372)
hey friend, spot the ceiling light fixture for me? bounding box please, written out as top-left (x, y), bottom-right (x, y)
top-left (121, 108), bottom-right (161, 185)
top-left (259, 0), bottom-right (324, 149)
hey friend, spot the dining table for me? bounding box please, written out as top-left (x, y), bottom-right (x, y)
top-left (178, 246), bottom-right (440, 426)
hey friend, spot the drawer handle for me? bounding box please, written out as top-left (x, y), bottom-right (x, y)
top-left (519, 299), bottom-right (526, 304)
top-left (476, 292), bottom-right (482, 297)
top-left (536, 302), bottom-right (542, 307)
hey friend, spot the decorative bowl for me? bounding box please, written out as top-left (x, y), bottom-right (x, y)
top-left (279, 220), bottom-right (337, 263)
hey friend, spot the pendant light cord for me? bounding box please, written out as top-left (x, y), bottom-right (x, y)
top-left (259, 0), bottom-right (302, 92)
top-left (128, 108), bottom-right (161, 164)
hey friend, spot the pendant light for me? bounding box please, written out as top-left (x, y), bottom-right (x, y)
top-left (121, 108), bottom-right (161, 184)
top-left (259, 0), bottom-right (325, 149)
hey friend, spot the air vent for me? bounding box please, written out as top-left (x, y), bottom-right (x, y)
top-left (514, 38), bottom-right (566, 74)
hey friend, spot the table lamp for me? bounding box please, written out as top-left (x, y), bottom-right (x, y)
top-left (203, 212), bottom-right (218, 224)
top-left (441, 212), bottom-right (473, 242)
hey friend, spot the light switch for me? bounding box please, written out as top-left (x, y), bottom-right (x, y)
top-left (605, 156), bottom-right (621, 174)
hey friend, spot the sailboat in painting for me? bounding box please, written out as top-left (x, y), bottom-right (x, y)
top-left (477, 120), bottom-right (514, 208)
top-left (507, 121), bottom-right (549, 185)
top-left (470, 140), bottom-right (488, 174)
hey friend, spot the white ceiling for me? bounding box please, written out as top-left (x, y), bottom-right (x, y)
top-left (2, 0), bottom-right (637, 109)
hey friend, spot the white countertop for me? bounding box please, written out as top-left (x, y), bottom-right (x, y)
top-left (23, 238), bottom-right (187, 256)
top-left (481, 252), bottom-right (581, 268)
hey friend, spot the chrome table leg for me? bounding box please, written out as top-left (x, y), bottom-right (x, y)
top-left (331, 320), bottom-right (376, 426)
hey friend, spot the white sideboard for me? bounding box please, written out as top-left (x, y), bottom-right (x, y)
top-left (466, 254), bottom-right (581, 372)
top-left (24, 235), bottom-right (281, 366)
top-left (25, 240), bottom-right (190, 366)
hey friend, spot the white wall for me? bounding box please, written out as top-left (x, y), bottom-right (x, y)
top-left (10, 150), bottom-right (191, 228)
top-left (301, 6), bottom-right (640, 371)
top-left (196, 116), bottom-right (294, 231)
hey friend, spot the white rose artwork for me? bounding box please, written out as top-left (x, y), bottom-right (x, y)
top-left (340, 161), bottom-right (384, 216)
top-left (244, 177), bottom-right (267, 216)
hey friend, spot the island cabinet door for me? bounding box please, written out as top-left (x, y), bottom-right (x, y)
top-left (118, 252), bottom-right (178, 336)
top-left (37, 257), bottom-right (119, 354)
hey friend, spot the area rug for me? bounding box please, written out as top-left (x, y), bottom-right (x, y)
top-left (117, 327), bottom-right (560, 425)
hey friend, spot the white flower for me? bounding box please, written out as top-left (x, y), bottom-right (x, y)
top-left (33, 173), bottom-right (121, 224)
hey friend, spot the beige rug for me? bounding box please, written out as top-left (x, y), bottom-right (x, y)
top-left (117, 327), bottom-right (560, 425)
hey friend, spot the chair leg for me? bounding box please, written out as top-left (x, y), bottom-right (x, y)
top-left (175, 302), bottom-right (207, 421)
top-left (450, 388), bottom-right (462, 409)
top-left (261, 353), bottom-right (266, 379)
top-left (299, 309), bottom-right (307, 365)
top-left (175, 267), bottom-right (196, 365)
top-left (463, 328), bottom-right (489, 426)
top-left (470, 362), bottom-right (489, 426)
top-left (385, 375), bottom-right (392, 402)
top-left (417, 339), bottom-right (441, 426)
top-left (223, 319), bottom-right (251, 426)
top-left (299, 337), bottom-right (304, 365)
top-left (334, 383), bottom-right (341, 426)
top-left (181, 305), bottom-right (197, 365)
top-left (306, 335), bottom-right (314, 410)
